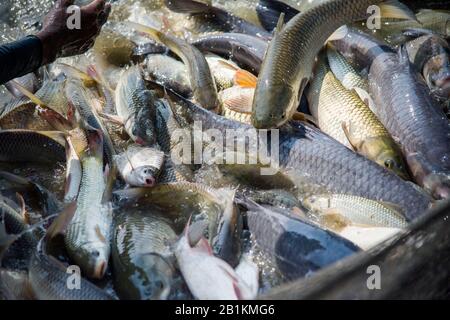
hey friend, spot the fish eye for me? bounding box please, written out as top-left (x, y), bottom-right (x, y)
top-left (384, 159), bottom-right (394, 169)
top-left (92, 250), bottom-right (100, 257)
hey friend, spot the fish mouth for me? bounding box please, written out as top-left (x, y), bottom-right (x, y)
top-left (143, 176), bottom-right (156, 187)
top-left (92, 260), bottom-right (107, 279)
top-left (435, 76), bottom-right (450, 98)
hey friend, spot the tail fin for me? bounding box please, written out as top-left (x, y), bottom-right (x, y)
top-left (164, 0), bottom-right (212, 14)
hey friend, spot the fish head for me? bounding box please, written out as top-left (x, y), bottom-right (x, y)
top-left (424, 54), bottom-right (450, 99)
top-left (126, 165), bottom-right (159, 187)
top-left (139, 253), bottom-right (173, 300)
top-left (361, 137), bottom-right (409, 180)
top-left (252, 82), bottom-right (296, 129)
top-left (423, 173), bottom-right (450, 200)
top-left (72, 242), bottom-right (110, 279)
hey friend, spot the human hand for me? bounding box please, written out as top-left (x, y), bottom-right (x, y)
top-left (36, 0), bottom-right (111, 64)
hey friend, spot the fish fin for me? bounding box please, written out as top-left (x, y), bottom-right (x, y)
top-left (401, 28), bottom-right (433, 40)
top-left (379, 0), bottom-right (418, 21)
top-left (353, 87), bottom-right (375, 110)
top-left (194, 237), bottom-right (214, 255)
top-left (86, 65), bottom-right (113, 92)
top-left (292, 112), bottom-right (319, 126)
top-left (164, 0), bottom-right (212, 14)
top-left (187, 220), bottom-right (209, 247)
top-left (58, 63), bottom-right (97, 87)
top-left (37, 131), bottom-right (67, 146)
top-left (327, 25), bottom-right (348, 42)
top-left (273, 12), bottom-right (285, 37)
top-left (15, 193), bottom-right (29, 225)
top-left (234, 69), bottom-right (258, 88)
top-left (214, 58), bottom-right (239, 71)
top-left (98, 112), bottom-right (124, 126)
top-left (37, 106), bottom-right (73, 132)
top-left (45, 202), bottom-right (77, 240)
top-left (291, 206), bottom-right (307, 219)
top-left (232, 281), bottom-right (244, 300)
top-left (341, 121), bottom-right (360, 151)
top-left (397, 45), bottom-right (411, 64)
top-left (223, 95), bottom-right (253, 113)
top-left (8, 80), bottom-right (46, 106)
top-left (378, 201), bottom-right (404, 214)
top-left (126, 22), bottom-right (163, 43)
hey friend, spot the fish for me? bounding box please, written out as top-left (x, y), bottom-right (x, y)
top-left (127, 22), bottom-right (221, 113)
top-left (307, 55), bottom-right (409, 179)
top-left (174, 219), bottom-right (254, 300)
top-left (114, 145), bottom-right (165, 187)
top-left (252, 0), bottom-right (417, 129)
top-left (0, 130), bottom-right (65, 164)
top-left (405, 33), bottom-right (450, 101)
top-left (263, 201), bottom-right (450, 300)
top-left (64, 129), bottom-right (112, 279)
top-left (332, 28), bottom-right (450, 199)
top-left (205, 54), bottom-right (258, 91)
top-left (164, 0), bottom-right (272, 40)
top-left (241, 199), bottom-right (360, 280)
top-left (303, 194), bottom-right (408, 228)
top-left (161, 85), bottom-right (431, 220)
top-left (144, 54), bottom-right (192, 97)
top-left (114, 182), bottom-right (242, 267)
top-left (192, 33), bottom-right (268, 74)
top-left (115, 65), bottom-right (158, 146)
top-left (111, 211), bottom-right (176, 300)
top-left (29, 239), bottom-right (113, 300)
